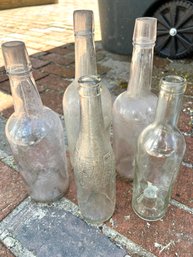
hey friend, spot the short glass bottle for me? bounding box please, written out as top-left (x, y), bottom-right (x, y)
top-left (74, 75), bottom-right (116, 224)
top-left (63, 10), bottom-right (112, 166)
top-left (113, 17), bottom-right (158, 180)
top-left (2, 41), bottom-right (69, 202)
top-left (132, 75), bottom-right (186, 221)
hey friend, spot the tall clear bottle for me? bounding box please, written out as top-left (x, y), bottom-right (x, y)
top-left (132, 75), bottom-right (186, 221)
top-left (63, 10), bottom-right (112, 166)
top-left (74, 75), bottom-right (116, 224)
top-left (113, 17), bottom-right (158, 180)
top-left (2, 41), bottom-right (69, 202)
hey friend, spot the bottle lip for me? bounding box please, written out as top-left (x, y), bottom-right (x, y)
top-left (160, 75), bottom-right (187, 94)
top-left (1, 41), bottom-right (32, 75)
top-left (133, 17), bottom-right (157, 45)
top-left (2, 41), bottom-right (25, 48)
top-left (73, 9), bottom-right (94, 35)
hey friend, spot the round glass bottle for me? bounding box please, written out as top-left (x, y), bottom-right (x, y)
top-left (113, 17), bottom-right (158, 180)
top-left (132, 75), bottom-right (186, 221)
top-left (74, 75), bottom-right (116, 224)
top-left (2, 41), bottom-right (69, 202)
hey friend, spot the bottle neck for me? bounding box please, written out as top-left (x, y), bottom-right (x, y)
top-left (127, 43), bottom-right (154, 97)
top-left (8, 71), bottom-right (43, 115)
top-left (79, 86), bottom-right (104, 137)
top-left (154, 90), bottom-right (183, 127)
top-left (75, 33), bottom-right (97, 79)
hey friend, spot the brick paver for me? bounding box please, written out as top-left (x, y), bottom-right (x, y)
top-left (0, 0), bottom-right (192, 256)
top-left (0, 242), bottom-right (15, 257)
top-left (0, 161), bottom-right (27, 221)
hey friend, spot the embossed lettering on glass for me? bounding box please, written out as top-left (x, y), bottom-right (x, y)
top-left (74, 75), bottom-right (116, 224)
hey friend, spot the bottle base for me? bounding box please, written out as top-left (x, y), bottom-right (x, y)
top-left (83, 213), bottom-right (113, 226)
top-left (78, 192), bottom-right (115, 225)
top-left (30, 192), bottom-right (65, 203)
top-left (132, 202), bottom-right (166, 221)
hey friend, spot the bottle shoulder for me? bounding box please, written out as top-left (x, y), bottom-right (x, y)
top-left (6, 107), bottom-right (63, 145)
top-left (113, 91), bottom-right (157, 122)
top-left (63, 80), bottom-right (78, 101)
top-left (139, 124), bottom-right (186, 157)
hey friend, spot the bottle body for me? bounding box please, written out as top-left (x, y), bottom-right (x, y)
top-left (113, 92), bottom-right (157, 180)
top-left (132, 124), bottom-right (186, 220)
top-left (132, 75), bottom-right (186, 221)
top-left (74, 135), bottom-right (116, 224)
top-left (113, 17), bottom-right (158, 180)
top-left (74, 76), bottom-right (116, 224)
top-left (6, 108), bottom-right (69, 202)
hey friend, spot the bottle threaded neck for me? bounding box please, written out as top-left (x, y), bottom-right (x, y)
top-left (160, 75), bottom-right (187, 95)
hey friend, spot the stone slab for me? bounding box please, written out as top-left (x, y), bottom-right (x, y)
top-left (0, 198), bottom-right (127, 257)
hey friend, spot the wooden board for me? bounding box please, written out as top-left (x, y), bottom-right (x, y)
top-left (0, 0), bottom-right (58, 10)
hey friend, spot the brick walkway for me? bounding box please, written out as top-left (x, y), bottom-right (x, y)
top-left (0, 1), bottom-right (193, 257)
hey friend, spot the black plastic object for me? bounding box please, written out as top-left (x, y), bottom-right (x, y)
top-left (153, 0), bottom-right (193, 59)
top-left (98, 0), bottom-right (157, 55)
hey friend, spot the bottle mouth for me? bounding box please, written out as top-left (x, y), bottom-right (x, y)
top-left (160, 75), bottom-right (187, 94)
top-left (2, 41), bottom-right (25, 48)
top-left (133, 17), bottom-right (157, 45)
top-left (1, 41), bottom-right (32, 75)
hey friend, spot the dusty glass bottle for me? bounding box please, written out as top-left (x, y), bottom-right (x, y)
top-left (63, 10), bottom-right (112, 166)
top-left (132, 75), bottom-right (186, 221)
top-left (2, 41), bottom-right (69, 202)
top-left (113, 17), bottom-right (158, 180)
top-left (74, 75), bottom-right (116, 224)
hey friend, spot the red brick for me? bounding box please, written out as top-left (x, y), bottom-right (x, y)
top-left (97, 64), bottom-right (111, 75)
top-left (185, 82), bottom-right (193, 96)
top-left (0, 161), bottom-right (27, 221)
top-left (65, 151), bottom-right (77, 204)
top-left (0, 80), bottom-right (11, 94)
top-left (154, 56), bottom-right (170, 68)
top-left (40, 89), bottom-right (64, 114)
top-left (178, 114), bottom-right (192, 135)
top-left (40, 52), bottom-right (74, 66)
top-left (32, 69), bottom-right (48, 81)
top-left (104, 177), bottom-right (193, 256)
top-left (31, 51), bottom-right (49, 58)
top-left (0, 71), bottom-right (8, 83)
top-left (173, 166), bottom-right (193, 208)
top-left (49, 46), bottom-right (74, 55)
top-left (0, 242), bottom-right (15, 257)
top-left (1, 106), bottom-right (14, 119)
top-left (178, 97), bottom-right (193, 133)
top-left (36, 74), bottom-right (70, 91)
top-left (184, 137), bottom-right (193, 164)
top-left (42, 64), bottom-right (74, 79)
top-left (30, 57), bottom-right (50, 69)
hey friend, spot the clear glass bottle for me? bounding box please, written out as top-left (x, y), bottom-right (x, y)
top-left (63, 10), bottom-right (112, 166)
top-left (132, 75), bottom-right (186, 221)
top-left (74, 75), bottom-right (116, 224)
top-left (113, 17), bottom-right (158, 180)
top-left (2, 41), bottom-right (69, 202)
